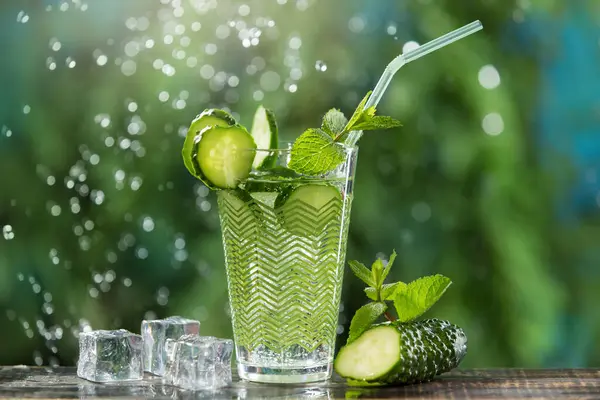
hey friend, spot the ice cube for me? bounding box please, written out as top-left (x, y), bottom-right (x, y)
top-left (214, 338), bottom-right (234, 387)
top-left (170, 335), bottom-right (234, 390)
top-left (162, 337), bottom-right (179, 385)
top-left (77, 329), bottom-right (143, 382)
top-left (141, 316), bottom-right (200, 376)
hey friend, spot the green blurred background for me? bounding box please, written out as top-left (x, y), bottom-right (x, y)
top-left (1, 0), bottom-right (599, 368)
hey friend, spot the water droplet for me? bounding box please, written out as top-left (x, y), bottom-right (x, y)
top-left (46, 57), bottom-right (57, 71)
top-left (216, 25), bottom-right (230, 39)
top-left (49, 38), bottom-right (62, 51)
top-left (348, 16), bottom-right (365, 33)
top-left (33, 351), bottom-right (43, 366)
top-left (121, 60), bottom-right (137, 76)
top-left (174, 237), bottom-right (186, 250)
top-left (478, 65), bottom-right (501, 90)
top-left (142, 216), bottom-right (155, 232)
top-left (200, 65), bottom-right (215, 79)
top-left (315, 60), bottom-right (327, 72)
top-left (66, 57), bottom-right (76, 68)
top-left (386, 23), bottom-right (397, 35)
top-left (411, 202), bottom-right (432, 223)
top-left (482, 113), bottom-right (504, 136)
top-left (289, 36), bottom-right (302, 50)
top-left (205, 43), bottom-right (217, 55)
top-left (253, 90), bottom-right (264, 101)
top-left (156, 287), bottom-right (170, 306)
top-left (3, 225), bottom-right (15, 240)
top-left (158, 91), bottom-right (170, 102)
top-left (50, 205), bottom-right (61, 216)
top-left (89, 287), bottom-right (99, 298)
top-left (402, 41), bottom-right (420, 53)
top-left (123, 277), bottom-right (132, 287)
top-left (17, 11), bottom-right (30, 23)
top-left (135, 247), bottom-right (148, 260)
top-left (124, 41), bottom-right (140, 57)
top-left (259, 71), bottom-right (281, 92)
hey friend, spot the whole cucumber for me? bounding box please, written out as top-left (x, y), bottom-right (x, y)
top-left (334, 319), bottom-right (467, 385)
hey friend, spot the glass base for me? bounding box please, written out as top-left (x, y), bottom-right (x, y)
top-left (237, 362), bottom-right (332, 384)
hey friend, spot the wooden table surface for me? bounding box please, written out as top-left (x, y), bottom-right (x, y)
top-left (0, 366), bottom-right (598, 399)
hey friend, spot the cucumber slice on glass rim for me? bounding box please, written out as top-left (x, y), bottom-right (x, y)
top-left (250, 105), bottom-right (278, 169)
top-left (182, 109), bottom-right (236, 177)
top-left (189, 125), bottom-right (257, 189)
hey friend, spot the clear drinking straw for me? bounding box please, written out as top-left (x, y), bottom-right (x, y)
top-left (346, 20), bottom-right (483, 145)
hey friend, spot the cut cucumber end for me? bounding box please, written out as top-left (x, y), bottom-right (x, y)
top-left (182, 109), bottom-right (236, 180)
top-left (250, 105), bottom-right (278, 169)
top-left (334, 325), bottom-right (401, 382)
top-left (192, 125), bottom-right (257, 189)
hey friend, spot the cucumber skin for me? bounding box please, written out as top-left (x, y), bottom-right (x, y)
top-left (338, 319), bottom-right (467, 386)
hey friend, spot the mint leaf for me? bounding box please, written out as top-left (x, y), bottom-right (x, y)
top-left (371, 258), bottom-right (384, 289)
top-left (348, 260), bottom-right (375, 287)
top-left (394, 275), bottom-right (452, 323)
top-left (365, 281), bottom-right (403, 301)
top-left (322, 109), bottom-right (347, 137)
top-left (288, 128), bottom-right (345, 175)
top-left (352, 115), bottom-right (402, 131)
top-left (343, 91), bottom-right (372, 134)
top-left (347, 301), bottom-right (387, 344)
top-left (381, 249), bottom-right (397, 283)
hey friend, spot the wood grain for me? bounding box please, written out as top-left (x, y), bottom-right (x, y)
top-left (0, 367), bottom-right (598, 399)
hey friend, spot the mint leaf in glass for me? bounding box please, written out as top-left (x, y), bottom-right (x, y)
top-left (393, 275), bottom-right (452, 323)
top-left (347, 301), bottom-right (387, 344)
top-left (288, 128), bottom-right (345, 175)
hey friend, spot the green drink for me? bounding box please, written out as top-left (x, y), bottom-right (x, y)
top-left (217, 148), bottom-right (356, 383)
top-left (182, 99), bottom-right (397, 383)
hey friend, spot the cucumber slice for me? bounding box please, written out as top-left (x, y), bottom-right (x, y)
top-left (182, 109), bottom-right (236, 178)
top-left (278, 184), bottom-right (342, 236)
top-left (334, 319), bottom-right (467, 385)
top-left (191, 125), bottom-right (256, 189)
top-left (250, 105), bottom-right (278, 169)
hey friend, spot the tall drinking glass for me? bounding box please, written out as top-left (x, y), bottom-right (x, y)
top-left (216, 143), bottom-right (357, 383)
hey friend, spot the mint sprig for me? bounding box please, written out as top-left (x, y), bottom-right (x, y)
top-left (288, 91), bottom-right (402, 175)
top-left (394, 275), bottom-right (452, 322)
top-left (346, 250), bottom-right (452, 343)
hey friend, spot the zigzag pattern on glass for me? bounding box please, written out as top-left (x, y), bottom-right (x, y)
top-left (218, 189), bottom-right (351, 354)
